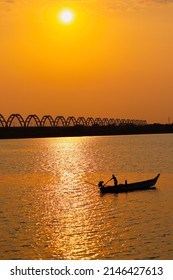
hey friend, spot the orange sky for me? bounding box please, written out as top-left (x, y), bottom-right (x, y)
top-left (1, 1), bottom-right (173, 123)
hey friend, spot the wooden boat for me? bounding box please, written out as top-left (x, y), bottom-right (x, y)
top-left (99, 174), bottom-right (160, 194)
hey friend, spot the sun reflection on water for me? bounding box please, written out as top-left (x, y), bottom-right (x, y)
top-left (0, 135), bottom-right (173, 259)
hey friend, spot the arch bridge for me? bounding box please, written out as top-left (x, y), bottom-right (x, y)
top-left (0, 114), bottom-right (147, 127)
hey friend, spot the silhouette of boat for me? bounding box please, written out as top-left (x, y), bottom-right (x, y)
top-left (99, 174), bottom-right (160, 194)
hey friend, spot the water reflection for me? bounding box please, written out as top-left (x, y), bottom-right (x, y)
top-left (0, 135), bottom-right (173, 259)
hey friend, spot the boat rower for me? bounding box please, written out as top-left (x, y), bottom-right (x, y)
top-left (111, 174), bottom-right (118, 186)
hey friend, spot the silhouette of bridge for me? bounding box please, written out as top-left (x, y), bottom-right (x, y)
top-left (0, 114), bottom-right (147, 127)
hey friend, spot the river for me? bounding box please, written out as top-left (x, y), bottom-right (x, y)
top-left (0, 134), bottom-right (173, 259)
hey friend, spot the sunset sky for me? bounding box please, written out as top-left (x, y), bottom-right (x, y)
top-left (1, 1), bottom-right (173, 124)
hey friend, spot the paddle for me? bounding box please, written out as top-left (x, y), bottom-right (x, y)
top-left (103, 178), bottom-right (112, 186)
top-left (84, 177), bottom-right (113, 187)
top-left (84, 180), bottom-right (98, 187)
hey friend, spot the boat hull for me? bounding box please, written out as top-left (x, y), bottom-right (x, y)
top-left (100, 174), bottom-right (160, 194)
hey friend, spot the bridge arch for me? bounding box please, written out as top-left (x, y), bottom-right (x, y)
top-left (76, 117), bottom-right (86, 126)
top-left (25, 115), bottom-right (41, 127)
top-left (125, 119), bottom-right (131, 124)
top-left (66, 116), bottom-right (77, 127)
top-left (132, 119), bottom-right (145, 125)
top-left (41, 115), bottom-right (55, 127)
top-left (115, 119), bottom-right (121, 125)
top-left (102, 118), bottom-right (109, 126)
top-left (0, 114), bottom-right (7, 127)
top-left (6, 114), bottom-right (25, 127)
top-left (119, 119), bottom-right (125, 125)
top-left (86, 117), bottom-right (95, 126)
top-left (94, 118), bottom-right (102, 126)
top-left (54, 116), bottom-right (66, 127)
top-left (108, 118), bottom-right (116, 125)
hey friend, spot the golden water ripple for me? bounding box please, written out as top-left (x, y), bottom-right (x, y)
top-left (0, 135), bottom-right (173, 259)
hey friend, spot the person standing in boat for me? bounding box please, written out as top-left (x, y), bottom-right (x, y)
top-left (111, 174), bottom-right (118, 186)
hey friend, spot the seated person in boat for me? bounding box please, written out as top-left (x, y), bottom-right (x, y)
top-left (111, 174), bottom-right (118, 186)
top-left (98, 181), bottom-right (104, 187)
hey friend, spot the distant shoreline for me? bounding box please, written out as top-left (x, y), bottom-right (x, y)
top-left (0, 124), bottom-right (173, 140)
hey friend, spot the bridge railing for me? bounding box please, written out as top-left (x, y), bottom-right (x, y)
top-left (0, 114), bottom-right (147, 127)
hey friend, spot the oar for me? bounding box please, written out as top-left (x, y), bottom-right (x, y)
top-left (103, 178), bottom-right (112, 186)
top-left (84, 180), bottom-right (98, 187)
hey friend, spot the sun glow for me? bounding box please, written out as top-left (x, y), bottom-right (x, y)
top-left (58, 9), bottom-right (75, 24)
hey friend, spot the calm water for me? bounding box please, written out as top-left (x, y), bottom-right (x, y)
top-left (0, 134), bottom-right (173, 260)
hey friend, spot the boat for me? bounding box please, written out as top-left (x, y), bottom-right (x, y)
top-left (99, 174), bottom-right (160, 194)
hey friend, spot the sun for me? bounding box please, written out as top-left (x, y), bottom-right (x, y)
top-left (58, 9), bottom-right (75, 24)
